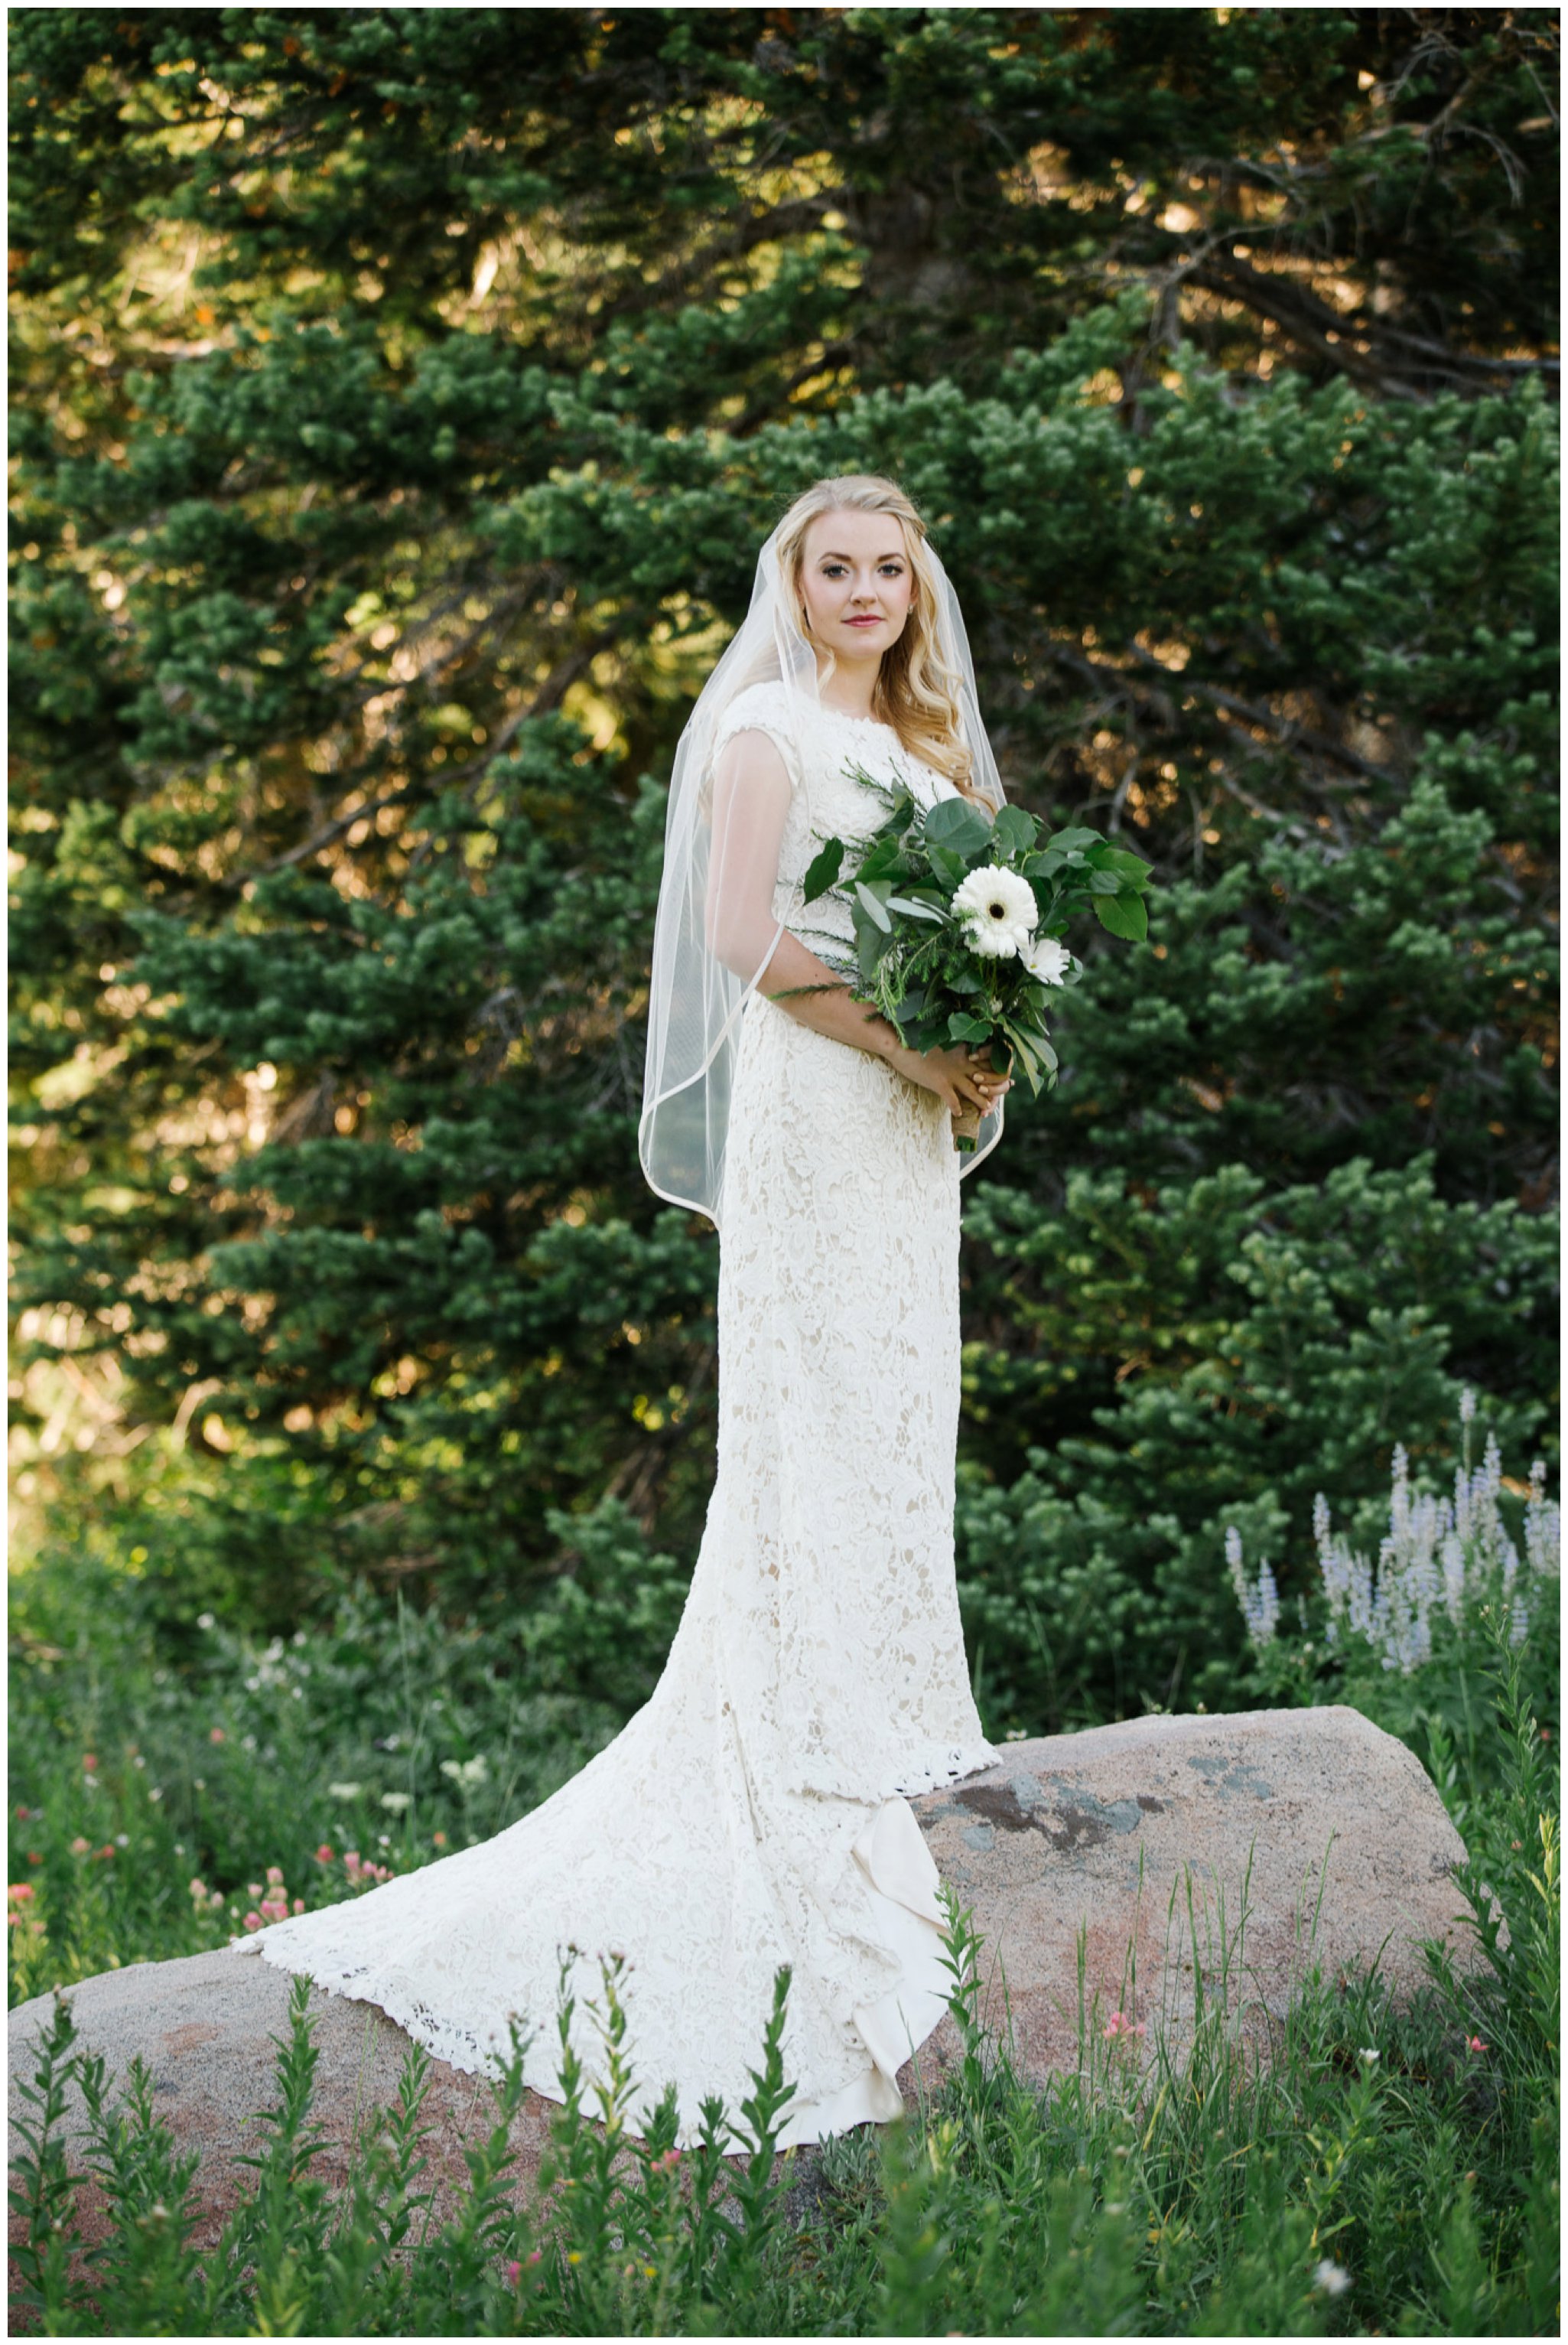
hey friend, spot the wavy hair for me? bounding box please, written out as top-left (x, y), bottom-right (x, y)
top-left (775, 473), bottom-right (982, 800)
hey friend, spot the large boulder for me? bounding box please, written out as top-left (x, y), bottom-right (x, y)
top-left (909, 1703), bottom-right (1479, 2089)
top-left (9, 1706), bottom-right (1477, 2241)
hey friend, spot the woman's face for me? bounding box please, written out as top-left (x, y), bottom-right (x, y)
top-left (797, 509), bottom-right (915, 662)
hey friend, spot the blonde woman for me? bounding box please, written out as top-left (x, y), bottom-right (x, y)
top-left (233, 476), bottom-right (1013, 2149)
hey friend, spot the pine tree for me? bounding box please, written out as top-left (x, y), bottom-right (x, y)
top-left (10, 8), bottom-right (1558, 1723)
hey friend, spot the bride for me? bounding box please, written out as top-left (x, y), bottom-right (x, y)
top-left (232, 474), bottom-right (1013, 2148)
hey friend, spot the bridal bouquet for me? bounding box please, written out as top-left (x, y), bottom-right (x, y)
top-left (800, 772), bottom-right (1154, 1146)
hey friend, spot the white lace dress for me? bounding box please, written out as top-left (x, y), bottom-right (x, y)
top-left (231, 686), bottom-right (1001, 2146)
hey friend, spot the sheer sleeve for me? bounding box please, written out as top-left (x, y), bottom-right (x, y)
top-left (705, 726), bottom-right (795, 986)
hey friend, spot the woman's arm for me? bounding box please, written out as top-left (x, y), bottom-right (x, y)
top-left (705, 728), bottom-right (1007, 1120)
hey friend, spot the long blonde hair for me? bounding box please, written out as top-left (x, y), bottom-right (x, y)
top-left (776, 474), bottom-right (981, 800)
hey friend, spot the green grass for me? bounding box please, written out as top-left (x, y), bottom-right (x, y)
top-left (8, 1484), bottom-right (1559, 2335)
top-left (9, 1633), bottom-right (1559, 2337)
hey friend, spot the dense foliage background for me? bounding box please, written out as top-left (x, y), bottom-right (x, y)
top-left (11, 6), bottom-right (1559, 1745)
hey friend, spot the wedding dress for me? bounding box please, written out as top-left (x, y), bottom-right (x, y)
top-left (231, 687), bottom-right (1001, 2146)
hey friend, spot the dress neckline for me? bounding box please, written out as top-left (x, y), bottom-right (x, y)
top-left (818, 702), bottom-right (897, 735)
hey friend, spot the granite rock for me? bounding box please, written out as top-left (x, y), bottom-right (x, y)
top-left (9, 1705), bottom-right (1477, 2248)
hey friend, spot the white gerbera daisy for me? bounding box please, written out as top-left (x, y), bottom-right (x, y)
top-left (1020, 934), bottom-right (1075, 986)
top-left (952, 865), bottom-right (1036, 957)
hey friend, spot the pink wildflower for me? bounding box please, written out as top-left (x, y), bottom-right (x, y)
top-left (659, 2148), bottom-right (682, 2171)
top-left (247, 1882), bottom-right (264, 1899)
top-left (292, 1897), bottom-right (305, 1913)
top-left (431, 1831), bottom-right (447, 1848)
top-left (189, 1877), bottom-right (207, 1897)
top-left (209, 1728), bottom-right (225, 1744)
top-left (15, 1806), bottom-right (28, 1820)
top-left (1466, 2036), bottom-right (1488, 2054)
top-left (82, 1754), bottom-right (97, 1773)
top-left (505, 2262), bottom-right (522, 2287)
top-left (70, 1837), bottom-right (91, 1857)
top-left (8, 1884), bottom-right (35, 1904)
top-left (265, 1865), bottom-right (285, 1887)
top-left (314, 1844), bottom-right (334, 1863)
top-left (242, 1910), bottom-right (263, 1931)
top-left (1104, 2010), bottom-right (1147, 2040)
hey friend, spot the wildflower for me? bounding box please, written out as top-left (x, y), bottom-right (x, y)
top-left (505, 2262), bottom-right (522, 2287)
top-left (209, 1891), bottom-right (225, 1910)
top-left (380, 1792), bottom-right (412, 1813)
top-left (114, 1833), bottom-right (129, 1848)
top-left (96, 1845), bottom-right (115, 1861)
top-left (328, 1782), bottom-right (363, 1802)
top-left (343, 1852), bottom-right (362, 1876)
top-left (1225, 1526), bottom-right (1280, 1650)
top-left (209, 1728), bottom-right (225, 1744)
top-left (1104, 2010), bottom-right (1147, 2040)
top-left (132, 1754), bottom-right (145, 1770)
top-left (189, 1878), bottom-right (207, 1897)
top-left (1313, 2259), bottom-right (1352, 2296)
top-left (314, 1844), bottom-right (335, 1864)
top-left (83, 1754), bottom-right (98, 1773)
top-left (15, 1806), bottom-right (28, 1820)
top-left (248, 1883), bottom-right (264, 1899)
top-left (265, 1865), bottom-right (285, 1886)
top-left (1466, 2036), bottom-right (1488, 2053)
top-left (197, 1612), bottom-right (216, 1630)
top-left (242, 1910), bottom-right (264, 1932)
top-left (952, 865), bottom-right (1036, 957)
top-left (27, 1852), bottom-right (42, 1865)
top-left (292, 1898), bottom-right (305, 1913)
top-left (432, 1831), bottom-right (447, 1848)
top-left (8, 1884), bottom-right (35, 1904)
top-left (1358, 2047), bottom-right (1379, 2064)
top-left (439, 1756), bottom-right (490, 1790)
top-left (1020, 933), bottom-right (1075, 986)
top-left (70, 1838), bottom-right (90, 1857)
top-left (658, 2147), bottom-right (682, 2171)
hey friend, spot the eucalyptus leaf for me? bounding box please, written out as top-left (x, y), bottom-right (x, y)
top-left (854, 880), bottom-right (893, 932)
top-left (885, 895), bottom-right (945, 922)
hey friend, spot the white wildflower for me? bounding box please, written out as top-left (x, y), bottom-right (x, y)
top-left (197, 1612), bottom-right (216, 1630)
top-left (380, 1791), bottom-right (412, 1813)
top-left (1020, 933), bottom-right (1075, 985)
top-left (1313, 2259), bottom-right (1352, 2296)
top-left (327, 1782), bottom-right (363, 1802)
top-left (1358, 2046), bottom-right (1379, 2064)
top-left (951, 865), bottom-right (1036, 956)
top-left (1226, 1526), bottom-right (1280, 1650)
top-left (440, 1756), bottom-right (490, 1790)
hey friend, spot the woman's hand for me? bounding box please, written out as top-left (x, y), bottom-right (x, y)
top-left (888, 1040), bottom-right (1010, 1119)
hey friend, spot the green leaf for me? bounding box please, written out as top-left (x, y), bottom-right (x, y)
top-left (1046, 826), bottom-right (1101, 854)
top-left (801, 838), bottom-right (845, 904)
top-left (854, 880), bottom-right (893, 932)
top-left (926, 845), bottom-right (970, 892)
top-left (946, 1011), bottom-right (994, 1045)
top-left (885, 895), bottom-right (946, 922)
top-left (1093, 891), bottom-right (1149, 940)
top-left (991, 804), bottom-right (1039, 858)
top-left (1097, 845), bottom-right (1153, 887)
top-left (1088, 871), bottom-right (1122, 894)
top-left (922, 799), bottom-right (994, 858)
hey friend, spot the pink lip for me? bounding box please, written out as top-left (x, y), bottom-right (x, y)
top-left (846, 615), bottom-right (883, 627)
